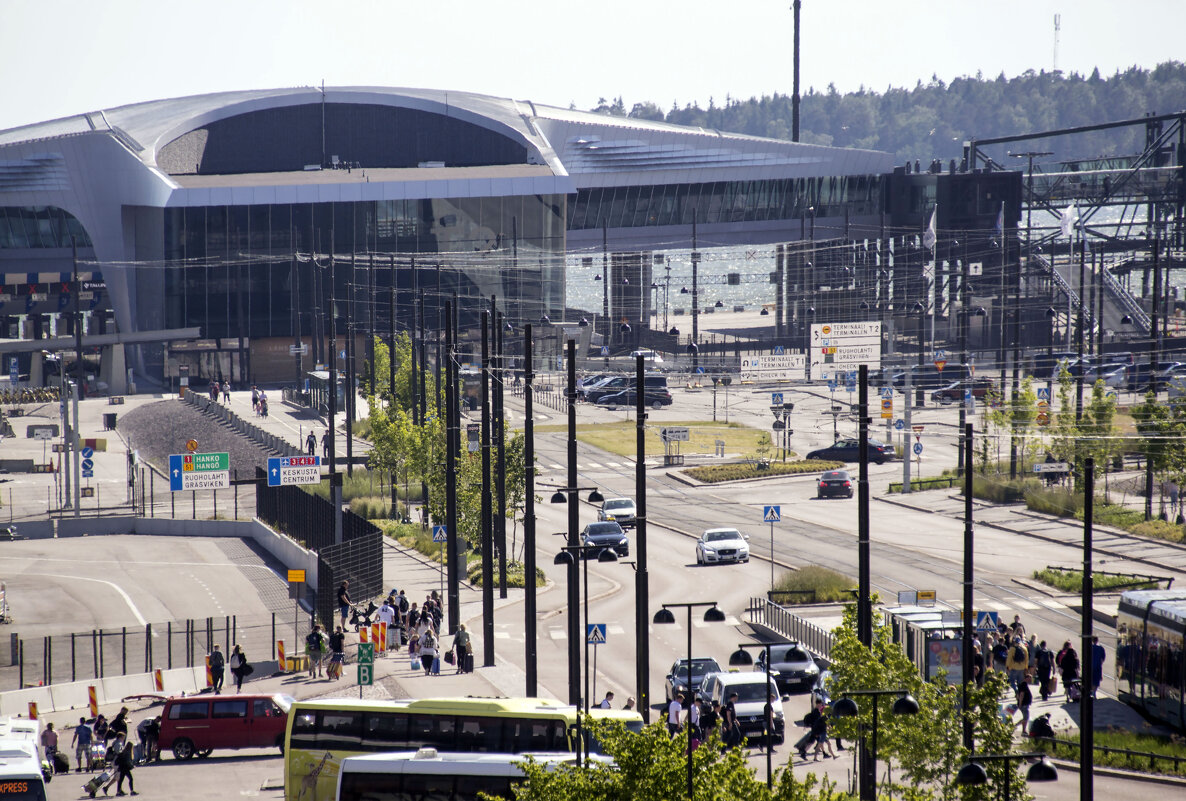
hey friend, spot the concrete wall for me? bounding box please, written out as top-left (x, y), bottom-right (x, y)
top-left (10, 520), bottom-right (54, 539)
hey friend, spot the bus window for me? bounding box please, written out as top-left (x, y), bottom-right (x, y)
top-left (456, 717), bottom-right (504, 752)
top-left (318, 712), bottom-right (362, 750)
top-left (289, 712), bottom-right (317, 751)
top-left (363, 711), bottom-right (408, 750)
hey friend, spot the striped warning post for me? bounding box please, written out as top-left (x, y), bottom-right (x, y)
top-left (88, 686), bottom-right (98, 717)
top-left (205, 655), bottom-right (212, 688)
top-left (379, 622), bottom-right (387, 653)
top-left (359, 626), bottom-right (368, 644)
top-left (153, 669), bottom-right (164, 692)
top-left (277, 640), bottom-right (286, 672)
top-left (371, 623), bottom-right (380, 649)
top-left (27, 702), bottom-right (37, 720)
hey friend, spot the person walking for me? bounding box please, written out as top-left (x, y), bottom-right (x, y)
top-left (721, 692), bottom-right (741, 749)
top-left (112, 732), bottom-right (137, 796)
top-left (451, 624), bottom-right (471, 674)
top-left (1090, 636), bottom-right (1107, 698)
top-left (251, 385), bottom-right (259, 414)
top-left (598, 691), bottom-right (615, 710)
top-left (666, 692), bottom-right (684, 736)
top-left (1036, 640), bottom-right (1055, 701)
top-left (306, 431), bottom-right (316, 456)
top-left (40, 722), bottom-right (58, 765)
top-left (209, 644), bottom-right (225, 693)
top-left (623, 697), bottom-right (638, 711)
top-left (418, 628), bottom-right (437, 675)
top-left (328, 627), bottom-right (346, 680)
top-left (1057, 640), bottom-right (1081, 700)
top-left (809, 702), bottom-right (834, 760)
top-left (306, 625), bottom-right (326, 678)
top-left (72, 716), bottom-right (93, 772)
top-left (1015, 680), bottom-right (1033, 735)
top-left (337, 581), bottom-right (352, 631)
top-left (322, 430), bottom-right (330, 460)
top-left (229, 644), bottom-right (250, 693)
top-left (222, 382), bottom-right (231, 403)
top-left (1005, 637), bottom-right (1028, 690)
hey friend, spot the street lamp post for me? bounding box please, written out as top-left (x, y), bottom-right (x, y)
top-left (727, 642), bottom-right (778, 790)
top-left (913, 300), bottom-right (926, 407)
top-left (653, 601), bottom-right (726, 801)
top-left (771, 402), bottom-right (794, 462)
top-left (549, 482), bottom-right (605, 712)
top-left (832, 688), bottom-right (920, 801)
top-left (956, 752), bottom-right (1058, 801)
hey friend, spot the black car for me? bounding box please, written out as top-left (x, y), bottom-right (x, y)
top-left (664, 657), bottom-right (723, 703)
top-left (598, 387), bottom-right (673, 409)
top-left (817, 470), bottom-right (853, 498)
top-left (580, 521), bottom-right (629, 557)
top-left (806, 438), bottom-right (894, 465)
top-left (580, 376), bottom-right (628, 402)
top-left (930, 377), bottom-right (995, 405)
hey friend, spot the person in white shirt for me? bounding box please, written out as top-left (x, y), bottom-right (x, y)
top-left (687, 693), bottom-right (702, 737)
top-left (598, 691), bottom-right (614, 709)
top-left (667, 693), bottom-right (684, 736)
top-left (376, 599), bottom-right (397, 650)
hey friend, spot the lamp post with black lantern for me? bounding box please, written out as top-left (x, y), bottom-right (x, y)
top-left (956, 752), bottom-right (1058, 801)
top-left (771, 401), bottom-right (794, 462)
top-left (653, 601), bottom-right (726, 801)
top-left (831, 688), bottom-right (920, 801)
top-left (727, 642), bottom-right (777, 790)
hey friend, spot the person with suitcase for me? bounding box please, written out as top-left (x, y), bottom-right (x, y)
top-left (112, 732), bottom-right (137, 796)
top-left (451, 625), bottom-right (471, 675)
top-left (419, 629), bottom-right (438, 675)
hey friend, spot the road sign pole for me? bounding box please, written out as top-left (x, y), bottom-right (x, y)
top-left (769, 520), bottom-right (775, 594)
top-left (902, 371), bottom-right (912, 493)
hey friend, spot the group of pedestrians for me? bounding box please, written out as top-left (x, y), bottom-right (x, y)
top-left (206, 643), bottom-right (253, 693)
top-left (249, 385), bottom-right (269, 417)
top-left (664, 691), bottom-right (762, 752)
top-left (207, 380), bottom-right (231, 404)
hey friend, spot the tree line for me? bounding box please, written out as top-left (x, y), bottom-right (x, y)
top-left (588, 61), bottom-right (1186, 163)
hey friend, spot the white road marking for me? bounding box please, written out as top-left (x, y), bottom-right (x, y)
top-left (29, 573), bottom-right (155, 633)
top-left (1014, 600), bottom-right (1040, 610)
top-left (1038, 599), bottom-right (1067, 610)
top-left (549, 629), bottom-right (567, 640)
top-left (607, 625), bottom-right (626, 635)
top-left (586, 462), bottom-right (602, 469)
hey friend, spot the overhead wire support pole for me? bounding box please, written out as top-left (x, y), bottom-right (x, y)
top-left (445, 300), bottom-right (460, 634)
top-left (565, 339), bottom-right (580, 708)
top-left (962, 422), bottom-right (975, 751)
top-left (634, 352), bottom-right (650, 721)
top-left (523, 325), bottom-right (538, 695)
top-left (494, 303), bottom-right (508, 599)
top-left (480, 311), bottom-right (494, 665)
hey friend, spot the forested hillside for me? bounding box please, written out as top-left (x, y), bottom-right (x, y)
top-left (587, 62), bottom-right (1186, 163)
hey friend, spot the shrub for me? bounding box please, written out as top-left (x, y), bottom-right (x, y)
top-left (1024, 486), bottom-right (1083, 517)
top-left (1032, 567), bottom-right (1162, 593)
top-left (971, 475), bottom-right (1039, 503)
top-left (888, 476), bottom-right (959, 493)
top-left (1129, 519), bottom-right (1185, 542)
top-left (349, 495), bottom-right (395, 520)
top-left (684, 459), bottom-right (844, 484)
top-left (466, 560), bottom-right (545, 588)
top-left (1034, 729), bottom-right (1186, 777)
top-left (772, 565), bottom-right (856, 604)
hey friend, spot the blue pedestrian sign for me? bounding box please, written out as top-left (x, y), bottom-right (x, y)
top-left (600, 345), bottom-right (609, 356)
top-left (845, 378), bottom-right (857, 393)
top-left (880, 387), bottom-right (893, 398)
top-left (913, 442), bottom-right (923, 456)
top-left (763, 505), bottom-right (781, 523)
top-left (771, 392), bottom-right (784, 405)
top-left (1036, 387), bottom-right (1051, 401)
top-left (586, 624), bottom-right (607, 645)
top-left (975, 611), bottom-right (999, 632)
top-left (773, 345), bottom-right (785, 355)
top-left (895, 419), bottom-right (906, 430)
top-left (432, 525), bottom-right (448, 543)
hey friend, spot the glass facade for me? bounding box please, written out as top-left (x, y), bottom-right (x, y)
top-left (162, 195), bottom-right (566, 339)
top-left (0, 206), bottom-right (92, 248)
top-left (567, 175), bottom-right (882, 231)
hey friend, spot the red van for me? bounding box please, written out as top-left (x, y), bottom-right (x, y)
top-left (158, 693), bottom-right (293, 759)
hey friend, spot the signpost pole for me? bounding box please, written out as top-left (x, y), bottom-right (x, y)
top-left (902, 372), bottom-right (912, 493)
top-left (72, 382), bottom-right (80, 517)
top-left (769, 520), bottom-right (774, 593)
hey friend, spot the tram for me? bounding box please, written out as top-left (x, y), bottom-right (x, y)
top-left (1116, 589), bottom-right (1186, 731)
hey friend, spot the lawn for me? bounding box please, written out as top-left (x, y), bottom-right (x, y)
top-left (535, 419), bottom-right (776, 460)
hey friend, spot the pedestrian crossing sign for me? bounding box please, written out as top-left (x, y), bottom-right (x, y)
top-left (432, 525), bottom-right (448, 543)
top-left (586, 624), bottom-right (607, 645)
top-left (975, 611), bottom-right (999, 632)
top-left (763, 505), bottom-right (781, 522)
top-left (773, 345), bottom-right (785, 355)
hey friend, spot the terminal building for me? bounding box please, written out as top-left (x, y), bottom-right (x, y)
top-left (0, 86), bottom-right (902, 389)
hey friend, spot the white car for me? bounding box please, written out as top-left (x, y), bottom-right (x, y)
top-left (629, 349), bottom-right (664, 365)
top-left (696, 527), bottom-right (750, 565)
top-left (598, 497), bottom-right (637, 528)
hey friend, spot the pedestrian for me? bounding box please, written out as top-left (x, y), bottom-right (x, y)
top-left (1036, 640), bottom-right (1055, 701)
top-left (328, 626), bottom-right (346, 680)
top-left (322, 430), bottom-right (330, 459)
top-left (136, 716), bottom-right (159, 764)
top-left (397, 590), bottom-right (410, 636)
top-left (337, 580), bottom-right (351, 631)
top-left (796, 701), bottom-right (824, 760)
top-left (306, 431), bottom-right (316, 456)
top-left (1026, 634), bottom-right (1039, 684)
top-left (451, 624), bottom-right (471, 674)
top-left (209, 644), bottom-right (225, 693)
top-left (1006, 637), bottom-right (1028, 689)
top-left (72, 716), bottom-right (93, 772)
top-left (210, 380), bottom-right (218, 402)
top-left (599, 691), bottom-right (614, 710)
top-left (40, 721), bottom-right (58, 762)
top-left (222, 382), bottom-right (231, 403)
top-left (251, 385), bottom-right (259, 414)
top-left (700, 699), bottom-right (719, 739)
top-left (92, 714), bottom-right (109, 744)
top-left (418, 628), bottom-right (437, 675)
top-left (1057, 640), bottom-right (1081, 699)
top-left (623, 697), bottom-right (637, 711)
top-left (809, 702), bottom-right (834, 760)
top-left (229, 644), bottom-right (250, 693)
top-left (1015, 680), bottom-right (1033, 735)
top-left (1090, 636), bottom-right (1106, 697)
top-left (667, 692), bottom-right (684, 736)
top-left (721, 693), bottom-right (741, 749)
top-left (407, 602), bottom-right (420, 634)
top-left (1009, 614), bottom-right (1026, 639)
top-left (260, 392), bottom-right (269, 417)
top-left (112, 732), bottom-right (136, 796)
top-left (687, 692), bottom-right (701, 739)
top-left (971, 640), bottom-right (986, 688)
top-left (109, 707), bottom-right (130, 742)
top-left (377, 597), bottom-right (396, 649)
top-left (305, 625), bottom-right (326, 678)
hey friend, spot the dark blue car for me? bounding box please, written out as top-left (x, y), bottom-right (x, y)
top-left (806, 438), bottom-right (894, 465)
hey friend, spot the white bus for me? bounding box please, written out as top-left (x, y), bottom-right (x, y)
top-left (0, 742), bottom-right (48, 801)
top-left (335, 749), bottom-right (611, 801)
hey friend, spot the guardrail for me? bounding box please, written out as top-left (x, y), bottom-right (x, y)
top-left (182, 393), bottom-right (298, 456)
top-left (747, 597), bottom-right (834, 662)
top-left (1100, 256), bottom-right (1152, 333)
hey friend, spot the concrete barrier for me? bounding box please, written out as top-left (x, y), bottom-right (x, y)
top-left (58, 517), bottom-right (136, 538)
top-left (11, 520), bottom-right (55, 539)
top-left (0, 685), bottom-right (54, 717)
top-left (48, 679), bottom-right (101, 712)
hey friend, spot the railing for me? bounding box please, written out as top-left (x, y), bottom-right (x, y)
top-left (1100, 257), bottom-right (1152, 333)
top-left (1033, 735), bottom-right (1186, 777)
top-left (182, 392), bottom-right (298, 456)
top-left (747, 597), bottom-right (834, 662)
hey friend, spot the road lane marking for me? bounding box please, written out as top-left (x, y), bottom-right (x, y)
top-left (1014, 600), bottom-right (1039, 610)
top-left (28, 573), bottom-right (155, 633)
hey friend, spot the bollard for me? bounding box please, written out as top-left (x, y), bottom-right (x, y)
top-left (277, 640), bottom-right (286, 673)
top-left (145, 623), bottom-right (152, 672)
top-left (380, 622), bottom-right (387, 654)
top-left (71, 632), bottom-right (76, 682)
top-left (121, 626), bottom-right (127, 676)
top-left (205, 654), bottom-right (212, 688)
top-left (153, 669), bottom-right (163, 692)
top-left (27, 702), bottom-right (37, 720)
top-left (371, 623), bottom-right (379, 649)
top-left (88, 686), bottom-right (98, 717)
top-left (167, 621), bottom-right (172, 670)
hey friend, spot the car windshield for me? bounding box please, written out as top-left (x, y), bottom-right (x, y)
top-left (706, 530), bottom-right (741, 542)
top-left (605, 500), bottom-right (632, 510)
top-left (585, 523), bottom-right (622, 537)
top-left (673, 659), bottom-right (720, 678)
top-left (822, 471), bottom-right (847, 480)
top-left (730, 682), bottom-right (778, 703)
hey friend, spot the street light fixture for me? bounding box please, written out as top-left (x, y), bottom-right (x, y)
top-left (770, 402), bottom-right (795, 462)
top-left (832, 688), bottom-right (920, 801)
top-left (956, 752), bottom-right (1058, 801)
top-left (653, 601), bottom-right (725, 801)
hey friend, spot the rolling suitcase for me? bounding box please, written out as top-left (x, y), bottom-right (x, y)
top-left (52, 750), bottom-right (69, 773)
top-left (464, 652), bottom-right (474, 673)
top-left (431, 656), bottom-right (441, 675)
top-left (84, 771), bottom-right (111, 798)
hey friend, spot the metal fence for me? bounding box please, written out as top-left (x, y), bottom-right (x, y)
top-left (1, 613), bottom-right (302, 691)
top-left (747, 597), bottom-right (835, 662)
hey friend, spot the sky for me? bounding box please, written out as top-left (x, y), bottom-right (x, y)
top-left (1, 0), bottom-right (1183, 132)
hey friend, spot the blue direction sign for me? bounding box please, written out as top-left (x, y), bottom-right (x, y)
top-left (763, 505), bottom-right (781, 523)
top-left (827, 379), bottom-right (837, 392)
top-left (586, 624), bottom-right (607, 645)
top-left (975, 611), bottom-right (999, 632)
top-left (266, 455), bottom-right (321, 487)
top-left (895, 419), bottom-right (906, 430)
top-left (1036, 387), bottom-right (1051, 401)
top-left (913, 442), bottom-right (924, 456)
top-left (845, 378), bottom-right (857, 393)
top-left (81, 458), bottom-right (94, 478)
top-left (432, 525), bottom-right (448, 543)
top-left (81, 447), bottom-right (94, 460)
top-left (7, 357), bottom-right (15, 384)
top-left (771, 392), bottom-right (784, 405)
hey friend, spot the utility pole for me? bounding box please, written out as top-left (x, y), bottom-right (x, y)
top-left (494, 304), bottom-right (508, 598)
top-left (346, 253), bottom-right (356, 476)
top-left (522, 326), bottom-right (538, 695)
top-left (691, 221), bottom-right (700, 373)
top-left (327, 240), bottom-right (342, 544)
top-left (791, 0), bottom-right (801, 142)
top-left (445, 300), bottom-right (460, 633)
top-left (480, 312), bottom-right (494, 665)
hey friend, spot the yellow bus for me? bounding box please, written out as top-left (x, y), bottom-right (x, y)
top-left (283, 697), bottom-right (642, 801)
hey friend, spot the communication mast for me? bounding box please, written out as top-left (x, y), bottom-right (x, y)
top-left (1053, 14), bottom-right (1061, 74)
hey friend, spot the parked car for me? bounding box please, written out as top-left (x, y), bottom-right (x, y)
top-left (695, 528), bottom-right (750, 565)
top-left (158, 693), bottom-right (293, 760)
top-left (598, 497), bottom-right (636, 528)
top-left (579, 521), bottom-right (629, 557)
top-left (816, 470), bottom-right (853, 499)
top-left (807, 438), bottom-right (894, 465)
top-left (930, 378), bottom-right (995, 404)
top-left (698, 672), bottom-right (787, 745)
top-left (584, 372), bottom-right (669, 404)
top-left (755, 642), bottom-right (821, 694)
top-left (664, 657), bottom-right (723, 703)
top-left (580, 376), bottom-right (627, 402)
top-left (598, 386), bottom-right (673, 409)
top-left (629, 349), bottom-right (664, 366)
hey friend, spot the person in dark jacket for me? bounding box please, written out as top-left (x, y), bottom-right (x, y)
top-left (112, 732), bottom-right (136, 795)
top-left (1036, 640), bottom-right (1055, 700)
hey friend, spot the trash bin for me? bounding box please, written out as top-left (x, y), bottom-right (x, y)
top-left (103, 412), bottom-right (117, 431)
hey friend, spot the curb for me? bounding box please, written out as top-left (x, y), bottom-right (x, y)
top-left (1049, 757), bottom-right (1186, 787)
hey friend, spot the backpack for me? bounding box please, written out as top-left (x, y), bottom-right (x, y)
top-left (1012, 645), bottom-right (1026, 663)
top-left (399, 595), bottom-right (409, 614)
top-left (306, 631), bottom-right (322, 651)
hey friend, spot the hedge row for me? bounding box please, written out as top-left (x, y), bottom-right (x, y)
top-left (684, 459), bottom-right (845, 484)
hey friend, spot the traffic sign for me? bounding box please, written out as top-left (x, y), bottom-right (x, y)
top-left (913, 442), bottom-right (923, 456)
top-left (80, 487), bottom-right (95, 498)
top-left (81, 446), bottom-right (94, 459)
top-left (357, 664), bottom-right (373, 686)
top-left (1033, 462), bottom-right (1071, 473)
top-left (168, 452), bottom-right (230, 492)
top-left (660, 426), bottom-right (690, 442)
top-left (186, 439), bottom-right (199, 452)
top-left (81, 458), bottom-right (94, 471)
top-left (1106, 390), bottom-right (1118, 400)
top-left (975, 611), bottom-right (999, 632)
top-left (773, 345), bottom-right (785, 355)
top-left (827, 380), bottom-right (837, 392)
top-left (763, 505), bottom-right (781, 523)
top-left (7, 357), bottom-right (16, 384)
top-left (289, 343), bottom-right (309, 356)
top-left (287, 569), bottom-right (306, 583)
top-left (357, 642), bottom-right (375, 665)
top-left (266, 455), bottom-right (321, 487)
top-left (880, 398), bottom-right (893, 419)
top-left (1036, 387), bottom-right (1051, 401)
top-left (934, 350), bottom-right (948, 372)
top-left (880, 387), bottom-right (893, 398)
top-left (1036, 411), bottom-right (1050, 426)
top-left (432, 525), bottom-right (448, 543)
top-left (895, 419), bottom-right (905, 430)
top-left (771, 392), bottom-right (784, 405)
top-left (586, 624), bottom-right (607, 645)
top-left (600, 345), bottom-right (609, 356)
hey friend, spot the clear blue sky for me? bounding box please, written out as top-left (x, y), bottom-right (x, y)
top-left (1, 0), bottom-right (1182, 131)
